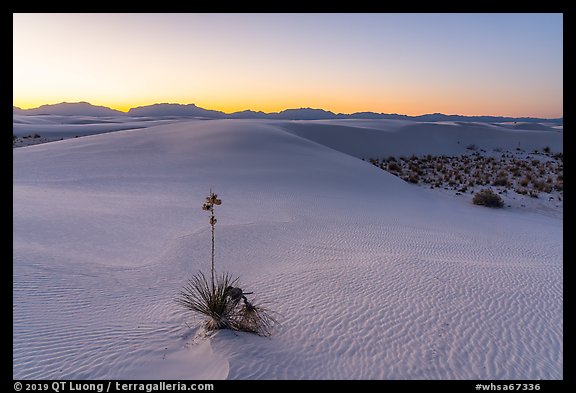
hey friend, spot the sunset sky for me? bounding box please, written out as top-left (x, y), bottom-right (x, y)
top-left (13, 13), bottom-right (563, 118)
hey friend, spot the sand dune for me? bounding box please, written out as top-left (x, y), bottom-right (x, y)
top-left (13, 119), bottom-right (562, 379)
top-left (282, 119), bottom-right (562, 158)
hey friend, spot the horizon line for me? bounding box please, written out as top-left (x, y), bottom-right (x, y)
top-left (13, 100), bottom-right (564, 120)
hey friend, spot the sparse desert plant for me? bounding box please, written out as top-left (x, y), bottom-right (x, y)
top-left (473, 188), bottom-right (504, 208)
top-left (407, 173), bottom-right (419, 184)
top-left (492, 176), bottom-right (509, 187)
top-left (554, 181), bottom-right (563, 191)
top-left (176, 190), bottom-right (278, 336)
top-left (543, 146), bottom-right (551, 154)
top-left (388, 162), bottom-right (401, 172)
top-left (176, 271), bottom-right (239, 331)
top-left (533, 179), bottom-right (546, 192)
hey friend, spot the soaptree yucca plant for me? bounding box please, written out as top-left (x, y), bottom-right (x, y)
top-left (175, 190), bottom-right (278, 336)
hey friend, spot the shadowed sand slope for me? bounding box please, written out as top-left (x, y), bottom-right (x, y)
top-left (281, 119), bottom-right (562, 158)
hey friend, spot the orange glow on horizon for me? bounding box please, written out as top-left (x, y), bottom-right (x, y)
top-left (12, 98), bottom-right (563, 119)
top-left (13, 14), bottom-right (562, 120)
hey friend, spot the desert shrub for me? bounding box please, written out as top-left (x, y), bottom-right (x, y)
top-left (176, 190), bottom-right (277, 336)
top-left (554, 181), bottom-right (563, 191)
top-left (543, 146), bottom-right (551, 154)
top-left (176, 271), bottom-right (239, 331)
top-left (492, 176), bottom-right (509, 187)
top-left (388, 162), bottom-right (401, 172)
top-left (32, 133), bottom-right (41, 139)
top-left (176, 272), bottom-right (277, 336)
top-left (466, 144), bottom-right (478, 151)
top-left (407, 173), bottom-right (420, 184)
top-left (533, 180), bottom-right (546, 192)
top-left (473, 189), bottom-right (504, 208)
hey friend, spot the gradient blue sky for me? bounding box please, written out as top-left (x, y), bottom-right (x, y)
top-left (13, 13), bottom-right (563, 117)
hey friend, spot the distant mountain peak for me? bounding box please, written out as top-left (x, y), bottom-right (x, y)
top-left (13, 101), bottom-right (562, 124)
top-left (126, 103), bottom-right (226, 118)
top-left (15, 102), bottom-right (124, 116)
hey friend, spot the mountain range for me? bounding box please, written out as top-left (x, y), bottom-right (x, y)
top-left (13, 102), bottom-right (563, 124)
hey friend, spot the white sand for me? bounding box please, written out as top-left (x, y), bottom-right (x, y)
top-left (13, 118), bottom-right (562, 379)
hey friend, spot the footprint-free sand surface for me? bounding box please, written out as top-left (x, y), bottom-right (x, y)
top-left (13, 118), bottom-right (562, 379)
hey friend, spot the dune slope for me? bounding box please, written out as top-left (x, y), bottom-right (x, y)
top-left (13, 119), bottom-right (562, 379)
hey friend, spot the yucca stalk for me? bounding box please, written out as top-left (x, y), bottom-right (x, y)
top-left (202, 189), bottom-right (222, 292)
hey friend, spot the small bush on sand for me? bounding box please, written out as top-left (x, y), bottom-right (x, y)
top-left (473, 189), bottom-right (504, 208)
top-left (175, 190), bottom-right (278, 336)
top-left (492, 176), bottom-right (509, 187)
top-left (175, 272), bottom-right (277, 336)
